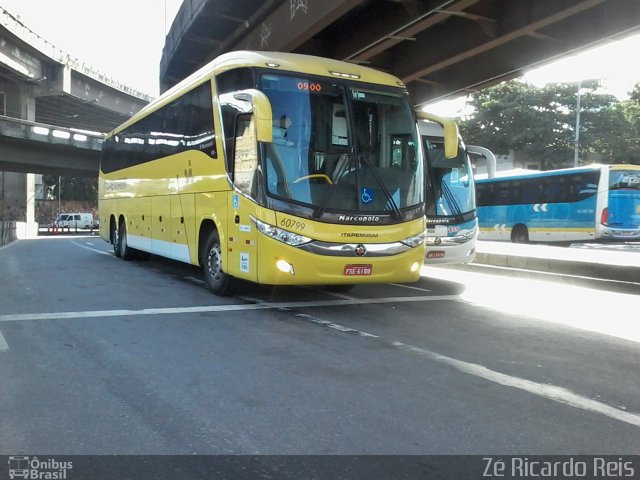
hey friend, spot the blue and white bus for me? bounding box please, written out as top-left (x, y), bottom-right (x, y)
top-left (475, 164), bottom-right (640, 243)
top-left (419, 119), bottom-right (496, 264)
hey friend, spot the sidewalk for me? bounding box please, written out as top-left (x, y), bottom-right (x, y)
top-left (472, 241), bottom-right (640, 283)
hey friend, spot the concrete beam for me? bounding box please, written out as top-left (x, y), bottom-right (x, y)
top-left (234, 0), bottom-right (364, 52)
top-left (0, 116), bottom-right (101, 176)
top-left (0, 25), bottom-right (45, 81)
top-left (0, 137), bottom-right (99, 177)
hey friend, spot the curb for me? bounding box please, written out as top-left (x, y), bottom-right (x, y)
top-left (473, 251), bottom-right (640, 283)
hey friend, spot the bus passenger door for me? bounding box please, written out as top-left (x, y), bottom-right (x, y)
top-left (227, 114), bottom-right (259, 282)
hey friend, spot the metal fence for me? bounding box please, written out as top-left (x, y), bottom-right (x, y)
top-left (0, 221), bottom-right (17, 246)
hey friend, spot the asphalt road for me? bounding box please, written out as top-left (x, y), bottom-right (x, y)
top-left (1, 235), bottom-right (639, 455)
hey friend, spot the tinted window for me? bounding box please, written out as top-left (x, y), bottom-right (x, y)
top-left (476, 171), bottom-right (600, 206)
top-left (101, 82), bottom-right (216, 173)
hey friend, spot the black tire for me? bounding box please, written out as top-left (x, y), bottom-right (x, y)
top-left (511, 225), bottom-right (529, 244)
top-left (111, 222), bottom-right (122, 258)
top-left (118, 221), bottom-right (136, 261)
top-left (202, 231), bottom-right (235, 296)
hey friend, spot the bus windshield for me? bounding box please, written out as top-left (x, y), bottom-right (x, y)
top-left (423, 137), bottom-right (475, 216)
top-left (259, 73), bottom-right (422, 217)
top-left (609, 169), bottom-right (640, 190)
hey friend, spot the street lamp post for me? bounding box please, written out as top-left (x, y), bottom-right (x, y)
top-left (58, 176), bottom-right (61, 217)
top-left (573, 80), bottom-right (582, 167)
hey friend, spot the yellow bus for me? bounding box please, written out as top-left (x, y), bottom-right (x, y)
top-left (98, 51), bottom-right (458, 295)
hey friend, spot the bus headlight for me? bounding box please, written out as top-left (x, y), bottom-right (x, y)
top-left (253, 217), bottom-right (312, 246)
top-left (401, 231), bottom-right (427, 248)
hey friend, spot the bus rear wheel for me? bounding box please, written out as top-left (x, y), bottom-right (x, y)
top-left (511, 225), bottom-right (529, 244)
top-left (203, 231), bottom-right (235, 296)
top-left (111, 223), bottom-right (121, 258)
top-left (118, 221), bottom-right (136, 260)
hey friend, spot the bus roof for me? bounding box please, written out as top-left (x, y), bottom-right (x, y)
top-left (475, 164), bottom-right (611, 183)
top-left (110, 51), bottom-right (407, 137)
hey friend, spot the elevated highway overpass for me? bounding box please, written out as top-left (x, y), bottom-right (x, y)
top-left (2, 0), bottom-right (640, 226)
top-left (160, 0), bottom-right (640, 105)
top-left (0, 6), bottom-right (151, 224)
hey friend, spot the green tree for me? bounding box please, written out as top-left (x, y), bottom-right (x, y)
top-left (42, 175), bottom-right (97, 201)
top-left (458, 79), bottom-right (639, 168)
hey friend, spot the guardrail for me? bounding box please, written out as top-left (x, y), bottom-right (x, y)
top-left (0, 115), bottom-right (104, 150)
top-left (0, 221), bottom-right (17, 246)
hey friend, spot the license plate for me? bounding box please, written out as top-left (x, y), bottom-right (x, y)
top-left (344, 264), bottom-right (372, 276)
top-left (618, 231), bottom-right (634, 236)
top-left (427, 250), bottom-right (445, 259)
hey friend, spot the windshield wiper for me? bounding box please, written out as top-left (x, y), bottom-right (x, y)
top-left (440, 178), bottom-right (463, 221)
top-left (312, 152), bottom-right (353, 219)
top-left (357, 151), bottom-right (402, 220)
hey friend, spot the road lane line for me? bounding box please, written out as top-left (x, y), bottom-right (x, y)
top-left (0, 330), bottom-right (8, 351)
top-left (390, 283), bottom-right (432, 292)
top-left (284, 311), bottom-right (640, 429)
top-left (71, 240), bottom-right (111, 255)
top-left (0, 295), bottom-right (459, 323)
top-left (391, 340), bottom-right (640, 429)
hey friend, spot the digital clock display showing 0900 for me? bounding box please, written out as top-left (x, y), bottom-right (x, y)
top-left (297, 81), bottom-right (322, 92)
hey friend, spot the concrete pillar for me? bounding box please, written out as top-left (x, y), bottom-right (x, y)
top-left (22, 86), bottom-right (37, 231)
top-left (0, 81), bottom-right (39, 235)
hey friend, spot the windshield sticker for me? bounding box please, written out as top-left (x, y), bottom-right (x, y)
top-left (361, 188), bottom-right (374, 204)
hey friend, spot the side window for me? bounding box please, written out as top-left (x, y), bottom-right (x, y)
top-left (181, 83), bottom-right (216, 158)
top-left (0, 92), bottom-right (5, 115)
top-left (233, 115), bottom-right (258, 198)
top-left (100, 83), bottom-right (216, 174)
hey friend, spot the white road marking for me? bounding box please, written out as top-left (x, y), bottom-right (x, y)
top-left (391, 340), bottom-right (640, 428)
top-left (71, 240), bottom-right (111, 256)
top-left (390, 282), bottom-right (432, 292)
top-left (0, 295), bottom-right (459, 323)
top-left (0, 330), bottom-right (8, 351)
top-left (4, 284), bottom-right (636, 428)
top-left (281, 310), bottom-right (640, 429)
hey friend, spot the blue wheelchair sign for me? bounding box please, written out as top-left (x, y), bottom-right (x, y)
top-left (361, 188), bottom-right (374, 204)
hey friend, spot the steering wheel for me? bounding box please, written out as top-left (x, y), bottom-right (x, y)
top-left (293, 174), bottom-right (333, 184)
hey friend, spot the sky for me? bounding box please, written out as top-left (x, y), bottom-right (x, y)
top-left (0, 0), bottom-right (184, 97)
top-left (0, 0), bottom-right (639, 107)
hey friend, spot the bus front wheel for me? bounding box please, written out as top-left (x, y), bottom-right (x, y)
top-left (511, 225), bottom-right (529, 244)
top-left (203, 231), bottom-right (235, 296)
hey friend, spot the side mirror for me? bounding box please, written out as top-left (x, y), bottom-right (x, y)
top-left (467, 145), bottom-right (497, 179)
top-left (233, 89), bottom-right (273, 143)
top-left (415, 111), bottom-right (459, 159)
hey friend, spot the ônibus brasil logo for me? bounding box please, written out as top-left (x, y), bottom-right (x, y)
top-left (8, 456), bottom-right (73, 479)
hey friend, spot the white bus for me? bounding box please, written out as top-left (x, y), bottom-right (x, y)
top-left (419, 119), bottom-right (496, 264)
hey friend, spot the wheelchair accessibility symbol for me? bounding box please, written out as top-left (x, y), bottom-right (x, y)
top-left (361, 188), bottom-right (374, 204)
